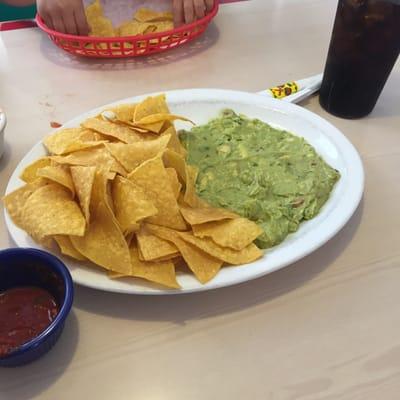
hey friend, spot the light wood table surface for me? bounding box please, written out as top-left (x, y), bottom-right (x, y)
top-left (1, 0), bottom-right (400, 398)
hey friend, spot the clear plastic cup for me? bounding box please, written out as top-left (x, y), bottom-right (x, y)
top-left (319, 0), bottom-right (400, 119)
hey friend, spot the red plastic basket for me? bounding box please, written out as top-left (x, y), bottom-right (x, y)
top-left (36, 2), bottom-right (218, 58)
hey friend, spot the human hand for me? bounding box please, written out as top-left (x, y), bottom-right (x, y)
top-left (37, 0), bottom-right (89, 36)
top-left (173, 0), bottom-right (214, 26)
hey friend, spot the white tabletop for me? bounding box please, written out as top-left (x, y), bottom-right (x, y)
top-left (1, 0), bottom-right (400, 399)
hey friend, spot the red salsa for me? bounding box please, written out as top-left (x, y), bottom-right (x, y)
top-left (0, 287), bottom-right (59, 357)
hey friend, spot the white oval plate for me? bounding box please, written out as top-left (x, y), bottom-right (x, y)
top-left (4, 89), bottom-right (364, 295)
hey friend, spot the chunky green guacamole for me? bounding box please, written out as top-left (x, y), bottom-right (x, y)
top-left (179, 110), bottom-right (340, 249)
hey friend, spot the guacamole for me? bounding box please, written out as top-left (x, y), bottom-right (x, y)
top-left (179, 110), bottom-right (340, 249)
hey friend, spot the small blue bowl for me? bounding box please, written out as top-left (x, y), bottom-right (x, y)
top-left (0, 248), bottom-right (74, 367)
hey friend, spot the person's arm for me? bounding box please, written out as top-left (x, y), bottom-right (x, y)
top-left (36, 0), bottom-right (89, 35)
top-left (173, 0), bottom-right (214, 26)
top-left (1, 0), bottom-right (35, 7)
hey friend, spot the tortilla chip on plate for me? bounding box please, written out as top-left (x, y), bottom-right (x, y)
top-left (161, 124), bottom-right (187, 156)
top-left (104, 103), bottom-right (137, 122)
top-left (20, 158), bottom-right (51, 183)
top-left (21, 183), bottom-right (86, 241)
top-left (111, 175), bottom-right (157, 234)
top-left (70, 166), bottom-right (97, 223)
top-left (192, 218), bottom-right (264, 251)
top-left (43, 128), bottom-right (105, 155)
top-left (54, 235), bottom-right (87, 260)
top-left (179, 204), bottom-right (238, 225)
top-left (136, 225), bottom-right (179, 261)
top-left (130, 245), bottom-right (180, 289)
top-left (133, 94), bottom-right (169, 122)
top-left (135, 113), bottom-right (194, 127)
top-left (51, 146), bottom-right (127, 177)
top-left (3, 179), bottom-right (48, 228)
top-left (128, 156), bottom-right (186, 230)
top-left (177, 232), bottom-right (263, 265)
top-left (36, 165), bottom-right (75, 196)
top-left (71, 199), bottom-right (131, 274)
top-left (166, 168), bottom-right (182, 199)
top-left (82, 118), bottom-right (143, 144)
top-left (145, 223), bottom-right (223, 283)
top-left (105, 134), bottom-right (170, 172)
top-left (183, 164), bottom-right (200, 207)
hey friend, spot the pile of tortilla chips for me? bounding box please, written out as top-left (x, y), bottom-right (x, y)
top-left (3, 95), bottom-right (263, 289)
top-left (85, 0), bottom-right (174, 38)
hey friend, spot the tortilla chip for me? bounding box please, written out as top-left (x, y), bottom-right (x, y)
top-left (85, 0), bottom-right (102, 18)
top-left (128, 156), bottom-right (186, 230)
top-left (145, 223), bottom-right (222, 283)
top-left (135, 113), bottom-right (193, 126)
top-left (133, 94), bottom-right (169, 122)
top-left (105, 134), bottom-right (170, 172)
top-left (111, 175), bottom-right (157, 234)
top-left (89, 169), bottom-right (116, 219)
top-left (108, 271), bottom-right (126, 279)
top-left (137, 226), bottom-right (179, 261)
top-left (134, 7), bottom-right (173, 23)
top-left (89, 169), bottom-right (106, 206)
top-left (3, 179), bottom-right (48, 228)
top-left (54, 235), bottom-right (87, 260)
top-left (125, 231), bottom-right (135, 246)
top-left (149, 254), bottom-right (182, 263)
top-left (179, 205), bottom-right (238, 225)
top-left (183, 164), bottom-right (199, 207)
top-left (21, 184), bottom-right (86, 241)
top-left (51, 146), bottom-right (127, 177)
top-left (82, 118), bottom-right (143, 144)
top-left (64, 140), bottom-right (106, 154)
top-left (162, 149), bottom-right (207, 208)
top-left (166, 168), bottom-right (181, 199)
top-left (71, 200), bottom-right (131, 274)
top-left (36, 165), bottom-right (75, 196)
top-left (129, 245), bottom-right (180, 289)
top-left (87, 13), bottom-right (115, 37)
top-left (77, 129), bottom-right (97, 141)
top-left (163, 148), bottom-right (186, 182)
top-left (134, 120), bottom-right (165, 134)
top-left (37, 236), bottom-right (56, 249)
top-left (116, 21), bottom-right (162, 37)
top-left (142, 24), bottom-right (157, 34)
top-left (70, 166), bottom-right (96, 223)
top-left (121, 117), bottom-right (164, 135)
top-left (78, 129), bottom-right (109, 143)
top-left (177, 232), bottom-right (263, 265)
top-left (117, 22), bottom-right (157, 36)
top-left (105, 103), bottom-right (137, 122)
top-left (20, 158), bottom-right (51, 183)
top-left (103, 118), bottom-right (152, 135)
top-left (162, 124), bottom-right (187, 156)
top-left (43, 128), bottom-right (80, 153)
top-left (106, 171), bottom-right (116, 180)
top-left (153, 21), bottom-right (174, 33)
top-left (137, 22), bottom-right (157, 35)
top-left (117, 20), bottom-right (141, 36)
top-left (43, 128), bottom-right (105, 155)
top-left (192, 218), bottom-right (263, 250)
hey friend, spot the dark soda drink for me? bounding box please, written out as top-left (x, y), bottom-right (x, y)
top-left (319, 0), bottom-right (400, 119)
